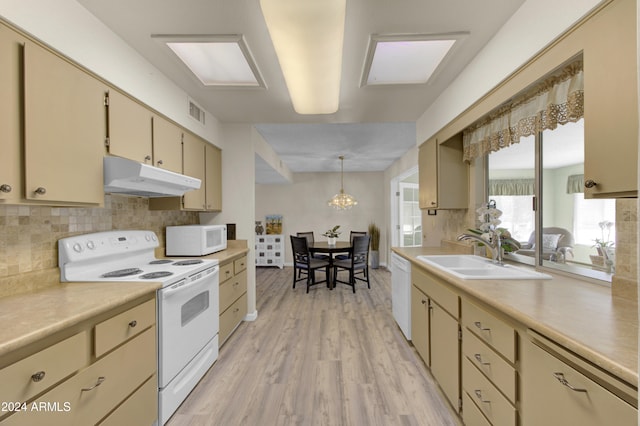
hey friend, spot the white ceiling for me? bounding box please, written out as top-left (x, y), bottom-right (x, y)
top-left (77, 0), bottom-right (525, 180)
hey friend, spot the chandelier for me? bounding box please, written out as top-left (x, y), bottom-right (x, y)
top-left (328, 156), bottom-right (358, 210)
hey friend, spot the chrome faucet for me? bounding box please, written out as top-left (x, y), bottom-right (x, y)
top-left (457, 232), bottom-right (502, 264)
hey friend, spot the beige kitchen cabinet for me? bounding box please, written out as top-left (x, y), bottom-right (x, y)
top-left (106, 89), bottom-right (153, 164)
top-left (23, 42), bottom-right (106, 205)
top-left (0, 296), bottom-right (157, 425)
top-left (0, 24), bottom-right (24, 204)
top-left (411, 265), bottom-right (461, 413)
top-left (205, 143), bottom-right (222, 211)
top-left (521, 331), bottom-right (637, 426)
top-left (1, 21), bottom-right (105, 206)
top-left (23, 40), bottom-right (106, 205)
top-left (462, 299), bottom-right (518, 426)
top-left (152, 115), bottom-right (184, 174)
top-left (418, 133), bottom-right (467, 210)
top-left (149, 132), bottom-right (222, 212)
top-left (411, 284), bottom-right (430, 365)
top-left (218, 255), bottom-right (248, 346)
top-left (582, 0), bottom-right (637, 198)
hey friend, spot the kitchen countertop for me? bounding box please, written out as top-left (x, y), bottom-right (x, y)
top-left (0, 281), bottom-right (161, 359)
top-left (0, 245), bottom-right (249, 360)
top-left (392, 246), bottom-right (638, 388)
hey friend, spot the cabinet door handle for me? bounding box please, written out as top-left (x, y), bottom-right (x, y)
top-left (474, 321), bottom-right (491, 332)
top-left (157, 160), bottom-right (163, 166)
top-left (34, 187), bottom-right (47, 195)
top-left (144, 155), bottom-right (152, 162)
top-left (81, 376), bottom-right (106, 392)
top-left (421, 299), bottom-right (427, 305)
top-left (474, 353), bottom-right (491, 366)
top-left (128, 320), bottom-right (137, 328)
top-left (0, 184), bottom-right (12, 193)
top-left (474, 389), bottom-right (491, 403)
top-left (584, 179), bottom-right (597, 188)
top-left (552, 372), bottom-right (587, 392)
top-left (31, 371), bottom-right (46, 382)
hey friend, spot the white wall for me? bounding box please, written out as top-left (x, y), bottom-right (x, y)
top-left (255, 171), bottom-right (386, 266)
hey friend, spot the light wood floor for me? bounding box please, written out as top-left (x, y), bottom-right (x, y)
top-left (167, 266), bottom-right (460, 426)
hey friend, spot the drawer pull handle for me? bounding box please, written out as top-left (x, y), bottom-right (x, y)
top-left (474, 321), bottom-right (491, 332)
top-left (474, 389), bottom-right (490, 404)
top-left (553, 372), bottom-right (587, 392)
top-left (474, 353), bottom-right (490, 366)
top-left (31, 371), bottom-right (46, 382)
top-left (129, 320), bottom-right (137, 328)
top-left (82, 376), bottom-right (106, 392)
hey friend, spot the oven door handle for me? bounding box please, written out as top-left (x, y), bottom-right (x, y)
top-left (160, 270), bottom-right (218, 298)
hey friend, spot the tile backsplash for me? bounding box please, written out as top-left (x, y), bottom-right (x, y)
top-left (0, 195), bottom-right (198, 280)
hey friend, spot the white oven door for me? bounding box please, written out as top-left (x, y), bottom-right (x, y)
top-left (158, 266), bottom-right (219, 388)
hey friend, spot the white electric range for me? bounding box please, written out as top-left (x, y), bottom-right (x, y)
top-left (58, 230), bottom-right (219, 425)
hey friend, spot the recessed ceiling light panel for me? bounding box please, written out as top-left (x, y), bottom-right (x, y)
top-left (362, 33), bottom-right (468, 86)
top-left (153, 34), bottom-right (265, 88)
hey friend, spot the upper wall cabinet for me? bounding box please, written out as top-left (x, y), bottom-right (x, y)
top-left (152, 115), bottom-right (183, 174)
top-left (582, 0), bottom-right (637, 198)
top-left (182, 132), bottom-right (207, 210)
top-left (23, 40), bottom-right (106, 205)
top-left (106, 90), bottom-right (153, 164)
top-left (205, 143), bottom-right (222, 211)
top-left (0, 24), bottom-right (24, 204)
top-left (419, 133), bottom-right (468, 210)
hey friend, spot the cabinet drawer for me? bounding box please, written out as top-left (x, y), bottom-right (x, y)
top-left (0, 331), bottom-right (89, 405)
top-left (462, 299), bottom-right (515, 362)
top-left (219, 293), bottom-right (247, 346)
top-left (3, 327), bottom-right (156, 426)
top-left (220, 269), bottom-right (247, 313)
top-left (413, 267), bottom-right (458, 317)
top-left (95, 298), bottom-right (155, 358)
top-left (463, 358), bottom-right (516, 426)
top-left (219, 262), bottom-right (234, 284)
top-left (99, 374), bottom-right (157, 426)
top-left (522, 338), bottom-right (637, 426)
top-left (234, 256), bottom-right (247, 274)
top-left (463, 328), bottom-right (517, 403)
top-left (462, 391), bottom-right (492, 426)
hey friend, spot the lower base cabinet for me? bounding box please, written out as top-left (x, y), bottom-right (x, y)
top-left (219, 255), bottom-right (248, 346)
top-left (522, 333), bottom-right (637, 426)
top-left (0, 296), bottom-right (157, 425)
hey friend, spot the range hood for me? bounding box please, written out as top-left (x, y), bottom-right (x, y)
top-left (104, 156), bottom-right (201, 197)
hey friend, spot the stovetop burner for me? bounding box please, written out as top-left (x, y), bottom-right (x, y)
top-left (140, 271), bottom-right (174, 279)
top-left (101, 268), bottom-right (144, 278)
top-left (173, 259), bottom-right (204, 266)
top-left (149, 259), bottom-right (173, 265)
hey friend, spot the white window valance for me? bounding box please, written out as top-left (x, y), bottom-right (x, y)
top-left (489, 179), bottom-right (535, 196)
top-left (463, 61), bottom-right (584, 162)
top-left (566, 174), bottom-right (584, 194)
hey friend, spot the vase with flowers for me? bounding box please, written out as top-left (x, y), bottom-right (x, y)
top-left (591, 220), bottom-right (615, 271)
top-left (468, 200), bottom-right (519, 258)
top-left (322, 225), bottom-right (341, 246)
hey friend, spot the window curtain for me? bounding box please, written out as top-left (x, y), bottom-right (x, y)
top-left (463, 60), bottom-right (584, 162)
top-left (489, 179), bottom-right (535, 196)
top-left (566, 174), bottom-right (584, 194)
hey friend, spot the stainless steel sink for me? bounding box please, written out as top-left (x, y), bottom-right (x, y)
top-left (417, 255), bottom-right (552, 280)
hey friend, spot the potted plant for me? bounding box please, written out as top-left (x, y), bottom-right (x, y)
top-left (322, 225), bottom-right (341, 246)
top-left (368, 222), bottom-right (380, 269)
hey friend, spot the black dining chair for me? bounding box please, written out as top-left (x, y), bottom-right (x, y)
top-left (332, 235), bottom-right (370, 293)
top-left (335, 231), bottom-right (367, 261)
top-left (290, 235), bottom-right (331, 293)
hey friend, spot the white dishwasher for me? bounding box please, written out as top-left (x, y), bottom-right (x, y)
top-left (391, 252), bottom-right (411, 340)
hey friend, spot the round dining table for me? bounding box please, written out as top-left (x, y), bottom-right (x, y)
top-left (308, 241), bottom-right (352, 289)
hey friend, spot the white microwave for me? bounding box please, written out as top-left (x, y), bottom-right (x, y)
top-left (165, 225), bottom-right (227, 256)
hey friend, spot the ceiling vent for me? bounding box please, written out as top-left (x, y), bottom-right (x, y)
top-left (188, 98), bottom-right (205, 125)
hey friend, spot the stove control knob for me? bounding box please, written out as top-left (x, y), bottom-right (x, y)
top-left (73, 243), bottom-right (83, 253)
top-left (86, 241), bottom-right (95, 250)
top-left (151, 234), bottom-right (157, 242)
top-left (145, 234), bottom-right (151, 242)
